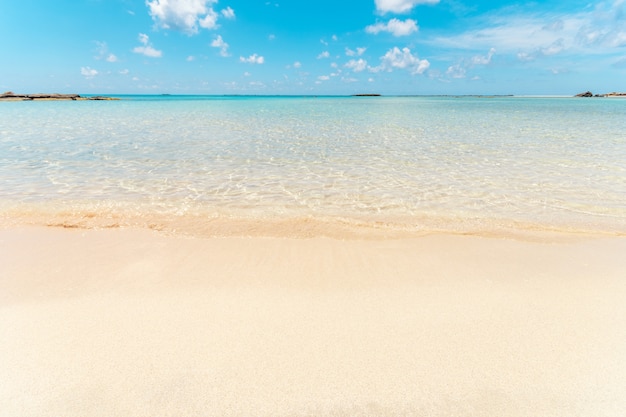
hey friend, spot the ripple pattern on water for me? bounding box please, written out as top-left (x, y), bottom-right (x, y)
top-left (1, 96), bottom-right (625, 236)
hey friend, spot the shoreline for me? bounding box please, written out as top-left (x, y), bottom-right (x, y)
top-left (2, 209), bottom-right (624, 242)
top-left (2, 226), bottom-right (626, 416)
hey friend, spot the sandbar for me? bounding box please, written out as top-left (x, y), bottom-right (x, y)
top-left (1, 226), bottom-right (625, 416)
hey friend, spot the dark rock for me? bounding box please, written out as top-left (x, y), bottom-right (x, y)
top-left (0, 92), bottom-right (29, 99)
top-left (28, 93), bottom-right (80, 100)
top-left (88, 96), bottom-right (119, 100)
top-left (575, 91), bottom-right (593, 97)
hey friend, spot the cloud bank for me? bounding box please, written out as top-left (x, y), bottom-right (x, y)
top-left (366, 18), bottom-right (418, 36)
top-left (374, 47), bottom-right (430, 74)
top-left (147, 0), bottom-right (233, 34)
top-left (375, 0), bottom-right (439, 14)
top-left (240, 54), bottom-right (265, 64)
top-left (211, 35), bottom-right (230, 57)
top-left (133, 33), bottom-right (163, 57)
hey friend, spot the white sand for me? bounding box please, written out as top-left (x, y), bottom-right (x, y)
top-left (1, 226), bottom-right (625, 416)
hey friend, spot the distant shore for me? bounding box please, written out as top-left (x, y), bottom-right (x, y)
top-left (0, 92), bottom-right (119, 101)
top-left (3, 91), bottom-right (626, 101)
top-left (574, 91), bottom-right (626, 97)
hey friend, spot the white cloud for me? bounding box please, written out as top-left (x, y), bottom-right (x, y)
top-left (543, 19), bottom-right (565, 32)
top-left (81, 67), bottom-right (98, 79)
top-left (430, 17), bottom-right (571, 53)
top-left (221, 6), bottom-right (235, 19)
top-left (268, 34), bottom-right (276, 40)
top-left (611, 31), bottom-right (626, 47)
top-left (318, 75), bottom-right (330, 81)
top-left (293, 61), bottom-right (302, 68)
top-left (211, 35), bottom-right (230, 56)
top-left (317, 51), bottom-right (330, 59)
top-left (319, 35), bottom-right (337, 46)
top-left (374, 46), bottom-right (430, 74)
top-left (429, 1), bottom-right (626, 59)
top-left (446, 48), bottom-right (495, 79)
top-left (516, 38), bottom-right (565, 62)
top-left (95, 41), bottom-right (118, 62)
top-left (119, 69), bottom-right (130, 75)
top-left (471, 47), bottom-right (495, 65)
top-left (187, 55), bottom-right (195, 61)
top-left (366, 18), bottom-right (418, 36)
top-left (199, 10), bottom-right (218, 29)
top-left (579, 28), bottom-right (603, 45)
top-left (550, 67), bottom-right (570, 74)
top-left (541, 39), bottom-right (565, 56)
top-left (133, 33), bottom-right (163, 57)
top-left (375, 0), bottom-right (439, 14)
top-left (345, 47), bottom-right (367, 56)
top-left (446, 64), bottom-right (466, 78)
top-left (345, 58), bottom-right (368, 72)
top-left (146, 0), bottom-right (229, 34)
top-left (133, 45), bottom-right (163, 57)
top-left (240, 54), bottom-right (264, 64)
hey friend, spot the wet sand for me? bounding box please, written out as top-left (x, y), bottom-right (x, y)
top-left (1, 226), bottom-right (625, 416)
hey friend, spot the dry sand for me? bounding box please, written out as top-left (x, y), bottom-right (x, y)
top-left (1, 226), bottom-right (625, 416)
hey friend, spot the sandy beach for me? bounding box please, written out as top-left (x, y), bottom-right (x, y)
top-left (1, 226), bottom-right (625, 416)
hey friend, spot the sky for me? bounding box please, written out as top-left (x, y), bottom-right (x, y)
top-left (1, 0), bottom-right (625, 95)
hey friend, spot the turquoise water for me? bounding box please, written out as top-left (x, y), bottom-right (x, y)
top-left (1, 96), bottom-right (625, 237)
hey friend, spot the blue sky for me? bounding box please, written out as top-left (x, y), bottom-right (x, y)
top-left (1, 0), bottom-right (625, 95)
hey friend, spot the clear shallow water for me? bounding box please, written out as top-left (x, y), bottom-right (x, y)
top-left (1, 96), bottom-right (625, 237)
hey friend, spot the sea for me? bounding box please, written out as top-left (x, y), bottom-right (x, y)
top-left (1, 95), bottom-right (625, 238)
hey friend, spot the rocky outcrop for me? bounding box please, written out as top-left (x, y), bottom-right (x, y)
top-left (84, 95), bottom-right (119, 100)
top-left (575, 91), bottom-right (626, 98)
top-left (0, 92), bottom-right (119, 101)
